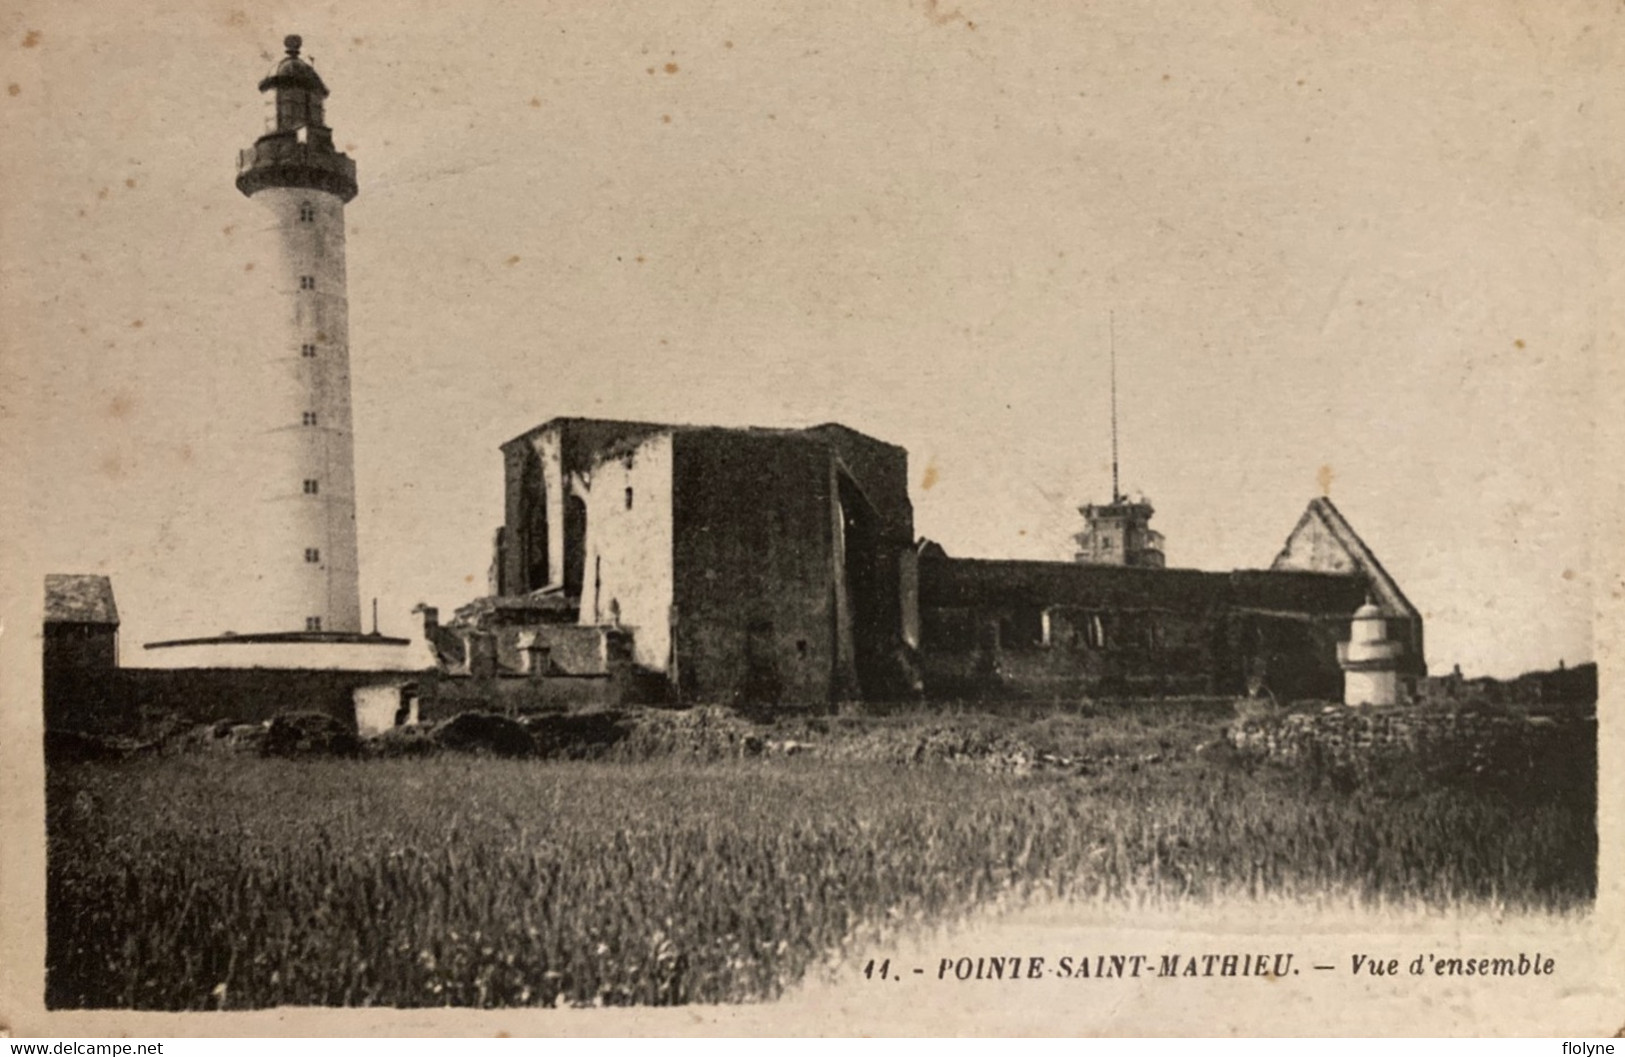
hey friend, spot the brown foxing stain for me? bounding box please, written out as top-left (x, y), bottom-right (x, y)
top-left (177, 444), bottom-right (193, 464)
top-left (1316, 464), bottom-right (1334, 496)
top-left (921, 461), bottom-right (940, 491)
top-left (664, 62), bottom-right (679, 74)
top-left (529, 97), bottom-right (542, 108)
top-left (129, 319), bottom-right (144, 329)
top-left (106, 392), bottom-right (136, 418)
top-left (22, 29), bottom-right (42, 48)
top-left (635, 254), bottom-right (646, 263)
top-left (1514, 338), bottom-right (1526, 348)
top-left (352, 37), bottom-right (365, 46)
top-left (923, 0), bottom-right (968, 26)
top-left (6, 83), bottom-right (19, 96)
top-left (100, 453), bottom-right (125, 479)
top-left (661, 114), bottom-right (671, 123)
top-left (505, 255), bottom-right (521, 266)
top-left (244, 262), bottom-right (255, 271)
top-left (222, 224), bottom-right (235, 236)
top-left (125, 177), bottom-right (137, 189)
top-left (1562, 568), bottom-right (1575, 581)
top-left (464, 574), bottom-right (474, 584)
top-left (97, 187), bottom-right (109, 200)
top-left (724, 40), bottom-right (734, 48)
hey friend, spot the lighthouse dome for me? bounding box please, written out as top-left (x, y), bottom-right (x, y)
top-left (258, 35), bottom-right (330, 97)
top-left (237, 33), bottom-right (356, 201)
top-left (1348, 600), bottom-right (1390, 649)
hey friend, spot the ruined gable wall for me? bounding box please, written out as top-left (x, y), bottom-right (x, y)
top-left (1271, 512), bottom-right (1360, 576)
top-left (501, 420), bottom-right (670, 597)
top-left (1270, 502), bottom-right (1426, 676)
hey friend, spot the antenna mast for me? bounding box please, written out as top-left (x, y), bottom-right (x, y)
top-left (1109, 310), bottom-right (1120, 503)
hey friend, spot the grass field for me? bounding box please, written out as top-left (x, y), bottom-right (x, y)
top-left (44, 702), bottom-right (1596, 1010)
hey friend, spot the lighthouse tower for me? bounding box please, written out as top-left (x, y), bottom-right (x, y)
top-left (234, 35), bottom-right (362, 634)
top-left (143, 35), bottom-right (421, 675)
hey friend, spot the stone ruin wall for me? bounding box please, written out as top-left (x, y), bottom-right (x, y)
top-left (1227, 705), bottom-right (1595, 778)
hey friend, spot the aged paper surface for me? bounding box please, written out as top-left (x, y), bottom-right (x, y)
top-left (2, 0), bottom-right (1621, 1036)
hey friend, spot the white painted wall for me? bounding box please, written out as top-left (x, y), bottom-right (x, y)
top-left (580, 432), bottom-right (675, 672)
top-left (353, 682), bottom-right (409, 735)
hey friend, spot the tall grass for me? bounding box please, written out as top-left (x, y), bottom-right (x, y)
top-left (45, 722), bottom-right (1593, 1010)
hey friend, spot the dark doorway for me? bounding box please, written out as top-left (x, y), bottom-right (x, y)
top-left (522, 457), bottom-right (549, 591)
top-left (563, 494), bottom-right (587, 598)
top-left (743, 619), bottom-right (782, 705)
top-left (837, 473), bottom-right (892, 699)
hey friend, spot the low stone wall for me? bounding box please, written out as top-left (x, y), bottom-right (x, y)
top-left (44, 656), bottom-right (662, 739)
top-left (1228, 704), bottom-right (1595, 779)
top-left (46, 667), bottom-right (424, 736)
top-left (419, 671), bottom-right (629, 721)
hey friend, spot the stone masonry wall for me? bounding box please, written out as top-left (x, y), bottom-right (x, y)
top-left (1228, 705), bottom-right (1595, 780)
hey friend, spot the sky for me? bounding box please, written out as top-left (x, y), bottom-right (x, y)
top-left (3, 0), bottom-right (1618, 678)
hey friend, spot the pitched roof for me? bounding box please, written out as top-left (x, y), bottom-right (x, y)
top-left (44, 574), bottom-right (119, 625)
top-left (1271, 497), bottom-right (1418, 620)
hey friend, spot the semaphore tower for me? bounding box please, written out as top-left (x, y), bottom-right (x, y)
top-left (1074, 312), bottom-right (1165, 568)
top-left (234, 35), bottom-right (362, 633)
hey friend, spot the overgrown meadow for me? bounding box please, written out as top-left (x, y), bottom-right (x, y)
top-left (45, 702), bottom-right (1596, 1010)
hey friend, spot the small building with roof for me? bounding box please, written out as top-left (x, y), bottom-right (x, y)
top-left (44, 574), bottom-right (120, 674)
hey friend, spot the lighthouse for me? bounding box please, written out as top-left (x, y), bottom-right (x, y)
top-left (144, 36), bottom-right (424, 674)
top-left (234, 35), bottom-right (362, 634)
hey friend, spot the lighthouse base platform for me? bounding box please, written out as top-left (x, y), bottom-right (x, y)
top-left (142, 630), bottom-right (431, 671)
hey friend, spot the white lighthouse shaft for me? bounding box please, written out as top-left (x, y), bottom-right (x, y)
top-left (256, 188), bottom-right (361, 632)
top-left (236, 35), bottom-right (363, 634)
